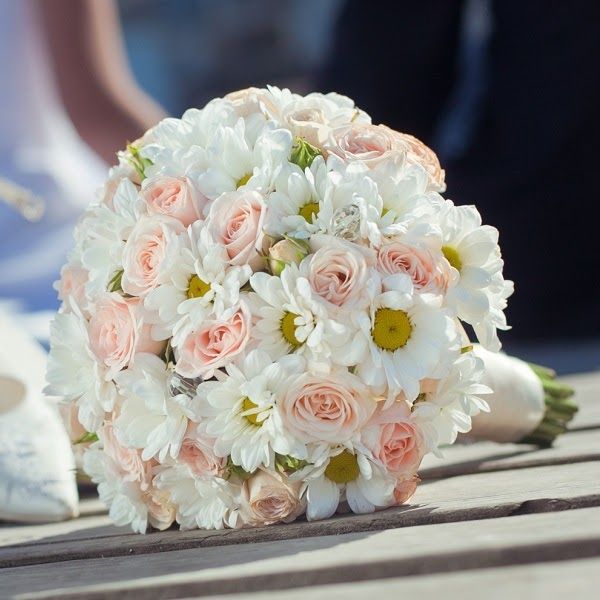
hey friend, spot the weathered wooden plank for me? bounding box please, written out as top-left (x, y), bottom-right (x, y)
top-left (420, 428), bottom-right (600, 479)
top-left (200, 557), bottom-right (600, 600)
top-left (7, 507), bottom-right (600, 599)
top-left (2, 460), bottom-right (599, 569)
top-left (560, 371), bottom-right (600, 429)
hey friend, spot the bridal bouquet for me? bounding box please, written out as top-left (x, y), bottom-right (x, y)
top-left (46, 87), bottom-right (514, 533)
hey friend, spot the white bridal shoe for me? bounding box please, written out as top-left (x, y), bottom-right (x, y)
top-left (0, 309), bottom-right (79, 523)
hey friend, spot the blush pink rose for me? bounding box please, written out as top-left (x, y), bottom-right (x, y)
top-left (301, 235), bottom-right (377, 311)
top-left (121, 215), bottom-right (185, 297)
top-left (226, 87), bottom-right (280, 119)
top-left (88, 293), bottom-right (164, 378)
top-left (327, 123), bottom-right (401, 167)
top-left (56, 262), bottom-right (89, 312)
top-left (101, 423), bottom-right (153, 491)
top-left (281, 371), bottom-right (375, 444)
top-left (174, 303), bottom-right (251, 379)
top-left (208, 190), bottom-right (266, 271)
top-left (241, 470), bottom-right (304, 527)
top-left (393, 475), bottom-right (419, 505)
top-left (364, 403), bottom-right (425, 475)
top-left (377, 241), bottom-right (450, 294)
top-left (178, 426), bottom-right (226, 477)
top-left (142, 175), bottom-right (206, 226)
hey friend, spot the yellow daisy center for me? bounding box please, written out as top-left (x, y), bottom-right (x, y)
top-left (280, 311), bottom-right (303, 348)
top-left (371, 308), bottom-right (412, 351)
top-left (325, 450), bottom-right (360, 484)
top-left (298, 201), bottom-right (319, 223)
top-left (442, 245), bottom-right (462, 271)
top-left (187, 275), bottom-right (211, 299)
top-left (236, 173), bottom-right (252, 188)
top-left (241, 397), bottom-right (260, 426)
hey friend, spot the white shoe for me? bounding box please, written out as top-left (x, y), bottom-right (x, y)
top-left (0, 308), bottom-right (79, 523)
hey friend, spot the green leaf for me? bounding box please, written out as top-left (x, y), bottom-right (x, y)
top-left (290, 137), bottom-right (322, 170)
top-left (107, 269), bottom-right (124, 293)
top-left (126, 143), bottom-right (153, 181)
top-left (226, 457), bottom-right (254, 481)
top-left (275, 453), bottom-right (307, 473)
top-left (74, 431), bottom-right (98, 445)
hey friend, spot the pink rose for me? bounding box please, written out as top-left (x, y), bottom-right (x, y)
top-left (393, 475), bottom-right (419, 505)
top-left (88, 293), bottom-right (163, 378)
top-left (178, 425), bottom-right (226, 477)
top-left (382, 128), bottom-right (446, 192)
top-left (142, 175), bottom-right (206, 226)
top-left (327, 123), bottom-right (401, 167)
top-left (364, 403), bottom-right (425, 475)
top-left (241, 470), bottom-right (304, 526)
top-left (174, 303), bottom-right (251, 379)
top-left (208, 190), bottom-right (266, 270)
top-left (101, 423), bottom-right (153, 491)
top-left (56, 262), bottom-right (89, 312)
top-left (121, 215), bottom-right (184, 297)
top-left (301, 235), bottom-right (377, 311)
top-left (377, 241), bottom-right (450, 294)
top-left (226, 87), bottom-right (279, 119)
top-left (281, 371), bottom-right (375, 444)
top-left (145, 488), bottom-right (176, 531)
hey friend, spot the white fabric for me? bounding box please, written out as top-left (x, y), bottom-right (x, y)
top-left (0, 307), bottom-right (79, 522)
top-left (468, 345), bottom-right (545, 443)
top-left (0, 0), bottom-right (106, 339)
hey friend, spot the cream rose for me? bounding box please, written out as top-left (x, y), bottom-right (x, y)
top-left (377, 241), bottom-right (450, 294)
top-left (174, 303), bottom-right (251, 379)
top-left (121, 215), bottom-right (184, 297)
top-left (364, 403), bottom-right (425, 475)
top-left (146, 488), bottom-right (176, 531)
top-left (88, 293), bottom-right (163, 378)
top-left (327, 123), bottom-right (401, 167)
top-left (281, 371), bottom-right (375, 444)
top-left (241, 470), bottom-right (304, 526)
top-left (56, 262), bottom-right (89, 311)
top-left (178, 426), bottom-right (226, 477)
top-left (142, 175), bottom-right (206, 226)
top-left (301, 235), bottom-right (377, 311)
top-left (208, 190), bottom-right (266, 271)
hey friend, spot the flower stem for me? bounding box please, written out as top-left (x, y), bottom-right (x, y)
top-left (520, 364), bottom-right (578, 447)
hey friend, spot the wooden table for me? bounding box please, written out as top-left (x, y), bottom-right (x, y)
top-left (1, 372), bottom-right (599, 599)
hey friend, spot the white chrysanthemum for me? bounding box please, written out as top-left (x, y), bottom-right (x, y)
top-left (248, 267), bottom-right (351, 369)
top-left (145, 222), bottom-right (251, 343)
top-left (196, 350), bottom-right (305, 472)
top-left (197, 118), bottom-right (293, 200)
top-left (154, 463), bottom-right (239, 530)
top-left (45, 309), bottom-right (117, 431)
top-left (115, 354), bottom-right (196, 463)
top-left (265, 156), bottom-right (329, 239)
top-left (83, 445), bottom-right (150, 534)
top-left (412, 352), bottom-right (491, 450)
top-left (76, 179), bottom-right (145, 297)
top-left (437, 201), bottom-right (514, 351)
top-left (297, 446), bottom-right (395, 520)
top-left (343, 275), bottom-right (461, 403)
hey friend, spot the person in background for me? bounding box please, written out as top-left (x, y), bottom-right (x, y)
top-left (320, 0), bottom-right (600, 366)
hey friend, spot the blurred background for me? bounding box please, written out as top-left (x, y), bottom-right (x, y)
top-left (0, 0), bottom-right (598, 372)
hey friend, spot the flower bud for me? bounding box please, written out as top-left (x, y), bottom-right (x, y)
top-left (268, 238), bottom-right (309, 276)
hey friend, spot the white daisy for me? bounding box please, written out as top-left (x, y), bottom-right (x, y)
top-left (153, 463), bottom-right (239, 530)
top-left (196, 350), bottom-right (305, 473)
top-left (115, 354), bottom-right (196, 463)
top-left (411, 352), bottom-right (491, 450)
top-left (345, 275), bottom-right (461, 403)
top-left (145, 222), bottom-right (251, 343)
top-left (248, 266), bottom-right (351, 369)
top-left (45, 308), bottom-right (117, 432)
top-left (197, 118), bottom-right (293, 200)
top-left (437, 200), bottom-right (514, 351)
top-left (297, 446), bottom-right (395, 520)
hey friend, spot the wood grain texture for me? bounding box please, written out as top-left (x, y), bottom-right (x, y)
top-left (8, 507), bottom-right (600, 599)
top-left (198, 557), bottom-right (600, 600)
top-left (561, 371), bottom-right (600, 429)
top-left (2, 460), bottom-right (599, 570)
